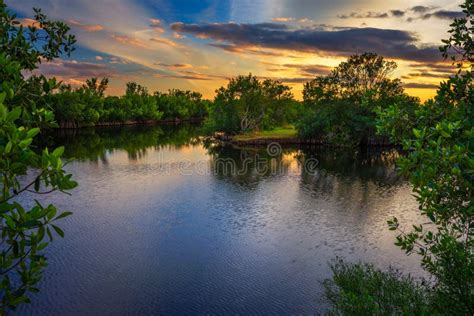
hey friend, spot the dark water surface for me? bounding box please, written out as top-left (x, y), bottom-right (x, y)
top-left (18, 125), bottom-right (423, 315)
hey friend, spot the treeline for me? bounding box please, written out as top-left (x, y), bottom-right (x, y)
top-left (204, 53), bottom-right (420, 146)
top-left (204, 74), bottom-right (302, 133)
top-left (47, 78), bottom-right (210, 128)
top-left (298, 53), bottom-right (418, 146)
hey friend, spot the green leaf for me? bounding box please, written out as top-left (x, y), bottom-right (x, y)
top-left (6, 107), bottom-right (22, 121)
top-left (52, 146), bottom-right (65, 157)
top-left (55, 211), bottom-right (73, 220)
top-left (5, 141), bottom-right (12, 154)
top-left (51, 224), bottom-right (64, 238)
top-left (18, 138), bottom-right (32, 148)
top-left (26, 128), bottom-right (40, 138)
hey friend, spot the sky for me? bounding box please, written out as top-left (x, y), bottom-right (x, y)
top-left (8, 0), bottom-right (465, 100)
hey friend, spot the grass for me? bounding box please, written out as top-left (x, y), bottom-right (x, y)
top-left (233, 126), bottom-right (298, 141)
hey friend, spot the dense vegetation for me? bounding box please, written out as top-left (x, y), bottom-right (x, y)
top-left (204, 56), bottom-right (418, 146)
top-left (48, 79), bottom-right (209, 128)
top-left (204, 74), bottom-right (301, 134)
top-left (0, 0), bottom-right (472, 312)
top-left (0, 1), bottom-right (77, 312)
top-left (324, 1), bottom-right (473, 314)
top-left (297, 53), bottom-right (418, 146)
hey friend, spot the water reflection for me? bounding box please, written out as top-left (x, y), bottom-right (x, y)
top-left (21, 124), bottom-right (422, 315)
top-left (40, 124), bottom-right (202, 162)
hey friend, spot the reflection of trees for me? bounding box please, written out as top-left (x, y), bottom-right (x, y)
top-left (205, 145), bottom-right (299, 187)
top-left (205, 144), bottom-right (403, 190)
top-left (37, 124), bottom-right (203, 162)
top-left (298, 146), bottom-right (404, 209)
top-left (300, 146), bottom-right (401, 184)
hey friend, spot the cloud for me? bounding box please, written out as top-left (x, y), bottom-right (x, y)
top-left (155, 62), bottom-right (193, 69)
top-left (68, 19), bottom-right (104, 32)
top-left (338, 11), bottom-right (389, 19)
top-left (95, 56), bottom-right (104, 61)
top-left (403, 82), bottom-right (439, 89)
top-left (209, 43), bottom-right (300, 58)
top-left (34, 60), bottom-right (119, 79)
top-left (390, 10), bottom-right (405, 17)
top-left (17, 18), bottom-right (41, 28)
top-left (149, 18), bottom-right (165, 33)
top-left (155, 70), bottom-right (227, 81)
top-left (149, 37), bottom-right (180, 47)
top-left (410, 6), bottom-right (435, 14)
top-left (402, 71), bottom-right (454, 79)
top-left (171, 22), bottom-right (442, 62)
top-left (272, 17), bottom-right (295, 22)
top-left (409, 62), bottom-right (457, 73)
top-left (422, 10), bottom-right (465, 20)
top-left (112, 34), bottom-right (150, 49)
top-left (280, 63), bottom-right (332, 76)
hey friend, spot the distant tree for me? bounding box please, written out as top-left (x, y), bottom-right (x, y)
top-left (298, 53), bottom-right (414, 145)
top-left (206, 74), bottom-right (297, 134)
top-left (126, 81), bottom-right (148, 97)
top-left (83, 77), bottom-right (109, 97)
top-left (303, 53), bottom-right (404, 106)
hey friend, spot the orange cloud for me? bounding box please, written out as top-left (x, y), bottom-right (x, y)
top-left (68, 19), bottom-right (104, 32)
top-left (155, 62), bottom-right (193, 69)
top-left (149, 18), bottom-right (165, 33)
top-left (150, 37), bottom-right (179, 47)
top-left (113, 34), bottom-right (151, 49)
top-left (16, 18), bottom-right (41, 28)
top-left (272, 17), bottom-right (295, 22)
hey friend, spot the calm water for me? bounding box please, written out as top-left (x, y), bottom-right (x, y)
top-left (18, 125), bottom-right (423, 315)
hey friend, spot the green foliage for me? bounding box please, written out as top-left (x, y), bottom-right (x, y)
top-left (378, 2), bottom-right (473, 314)
top-left (298, 53), bottom-right (416, 145)
top-left (205, 74), bottom-right (299, 134)
top-left (47, 80), bottom-right (210, 127)
top-left (323, 259), bottom-right (432, 315)
top-left (154, 89), bottom-right (209, 121)
top-left (0, 1), bottom-right (77, 312)
top-left (0, 0), bottom-right (75, 123)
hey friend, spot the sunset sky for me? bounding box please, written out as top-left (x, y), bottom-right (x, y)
top-left (9, 0), bottom-right (464, 100)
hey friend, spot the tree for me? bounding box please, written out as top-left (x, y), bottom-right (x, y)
top-left (303, 53), bottom-right (404, 106)
top-left (206, 74), bottom-right (297, 134)
top-left (83, 77), bottom-right (109, 97)
top-left (383, 2), bottom-right (473, 312)
top-left (0, 1), bottom-right (77, 312)
top-left (325, 1), bottom-right (473, 314)
top-left (298, 53), bottom-right (415, 145)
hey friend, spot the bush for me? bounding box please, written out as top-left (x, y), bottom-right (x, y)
top-left (324, 259), bottom-right (432, 315)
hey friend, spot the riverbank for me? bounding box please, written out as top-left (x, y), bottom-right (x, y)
top-left (214, 126), bottom-right (393, 147)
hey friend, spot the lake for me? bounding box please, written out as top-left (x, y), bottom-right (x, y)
top-left (18, 124), bottom-right (423, 315)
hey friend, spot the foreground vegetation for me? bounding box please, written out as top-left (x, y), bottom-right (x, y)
top-left (0, 2), bottom-right (77, 312)
top-left (324, 1), bottom-right (473, 314)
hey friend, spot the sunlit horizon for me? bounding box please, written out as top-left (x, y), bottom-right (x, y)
top-left (9, 0), bottom-right (465, 101)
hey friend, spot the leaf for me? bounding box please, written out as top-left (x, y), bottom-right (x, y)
top-left (5, 141), bottom-right (12, 154)
top-left (55, 211), bottom-right (73, 220)
top-left (18, 138), bottom-right (32, 149)
top-left (52, 146), bottom-right (64, 157)
top-left (51, 224), bottom-right (64, 238)
top-left (37, 242), bottom-right (48, 251)
top-left (6, 107), bottom-right (22, 122)
top-left (26, 128), bottom-right (40, 138)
